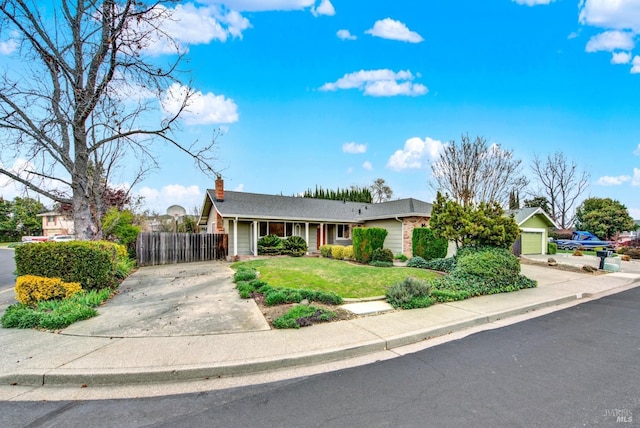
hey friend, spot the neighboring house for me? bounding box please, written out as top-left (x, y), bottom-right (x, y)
top-left (509, 207), bottom-right (557, 255)
top-left (37, 211), bottom-right (74, 237)
top-left (198, 178), bottom-right (432, 257)
top-left (618, 220), bottom-right (640, 246)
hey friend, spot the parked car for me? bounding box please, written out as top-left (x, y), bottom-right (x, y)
top-left (21, 236), bottom-right (49, 243)
top-left (554, 231), bottom-right (614, 251)
top-left (48, 234), bottom-right (75, 242)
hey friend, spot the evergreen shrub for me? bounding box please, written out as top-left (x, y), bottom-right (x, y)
top-left (412, 228), bottom-right (447, 260)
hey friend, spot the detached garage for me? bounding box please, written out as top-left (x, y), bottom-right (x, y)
top-left (510, 207), bottom-right (557, 255)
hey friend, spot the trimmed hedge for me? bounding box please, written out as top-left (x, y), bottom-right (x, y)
top-left (14, 241), bottom-right (126, 290)
top-left (412, 228), bottom-right (447, 260)
top-left (547, 241), bottom-right (557, 255)
top-left (352, 227), bottom-right (388, 263)
top-left (319, 245), bottom-right (333, 258)
top-left (331, 245), bottom-right (345, 260)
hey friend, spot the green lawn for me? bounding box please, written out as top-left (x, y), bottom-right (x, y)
top-left (231, 257), bottom-right (441, 299)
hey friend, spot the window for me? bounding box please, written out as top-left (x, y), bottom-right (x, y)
top-left (337, 224), bottom-right (350, 239)
top-left (47, 216), bottom-right (55, 225)
top-left (259, 222), bottom-right (294, 238)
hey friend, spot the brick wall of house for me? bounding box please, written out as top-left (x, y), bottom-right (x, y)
top-left (402, 216), bottom-right (430, 256)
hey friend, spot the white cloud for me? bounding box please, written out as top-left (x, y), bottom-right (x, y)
top-left (634, 144), bottom-right (640, 155)
top-left (596, 175), bottom-right (631, 185)
top-left (512, 0), bottom-right (554, 5)
top-left (209, 0), bottom-right (333, 16)
top-left (362, 161), bottom-right (373, 171)
top-left (342, 142), bottom-right (367, 154)
top-left (140, 4), bottom-right (251, 55)
top-left (0, 159), bottom-right (63, 206)
top-left (337, 29), bottom-right (357, 40)
top-left (161, 83), bottom-right (239, 125)
top-left (320, 69), bottom-right (428, 97)
top-left (631, 55), bottom-right (640, 73)
top-left (137, 184), bottom-right (203, 213)
top-left (611, 51), bottom-right (632, 63)
top-left (0, 32), bottom-right (18, 55)
top-left (633, 168), bottom-right (640, 186)
top-left (387, 137), bottom-right (444, 171)
top-left (579, 0), bottom-right (640, 31)
top-left (365, 18), bottom-right (423, 43)
top-left (311, 0), bottom-right (335, 16)
top-left (233, 184), bottom-right (245, 191)
top-left (585, 30), bottom-right (635, 52)
top-left (629, 207), bottom-right (640, 218)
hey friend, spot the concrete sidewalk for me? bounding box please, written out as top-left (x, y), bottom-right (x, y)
top-left (1, 261), bottom-right (639, 399)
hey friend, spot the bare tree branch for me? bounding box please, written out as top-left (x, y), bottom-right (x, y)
top-left (530, 152), bottom-right (589, 229)
top-left (0, 0), bottom-right (219, 239)
top-left (430, 134), bottom-right (528, 208)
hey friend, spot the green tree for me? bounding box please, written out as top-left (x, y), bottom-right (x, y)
top-left (102, 207), bottom-right (140, 258)
top-left (10, 197), bottom-right (46, 236)
top-left (523, 196), bottom-right (551, 214)
top-left (303, 185), bottom-right (373, 203)
top-left (0, 197), bottom-right (12, 231)
top-left (178, 216), bottom-right (199, 233)
top-left (430, 192), bottom-right (520, 249)
top-left (574, 197), bottom-right (636, 239)
top-left (508, 190), bottom-right (520, 210)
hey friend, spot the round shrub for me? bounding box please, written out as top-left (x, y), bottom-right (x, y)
top-left (343, 245), bottom-right (354, 260)
top-left (15, 275), bottom-right (82, 306)
top-left (283, 236), bottom-right (308, 257)
top-left (319, 245), bottom-right (334, 258)
top-left (257, 234), bottom-right (283, 255)
top-left (371, 248), bottom-right (394, 263)
top-left (406, 256), bottom-right (428, 269)
top-left (331, 245), bottom-right (345, 260)
top-left (455, 247), bottom-right (521, 279)
top-left (386, 277), bottom-right (432, 309)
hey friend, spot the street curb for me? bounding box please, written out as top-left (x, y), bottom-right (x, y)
top-left (1, 294), bottom-right (588, 387)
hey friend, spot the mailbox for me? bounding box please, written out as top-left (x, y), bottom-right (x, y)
top-left (596, 250), bottom-right (612, 270)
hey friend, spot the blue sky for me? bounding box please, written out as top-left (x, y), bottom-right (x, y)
top-left (1, 0), bottom-right (640, 219)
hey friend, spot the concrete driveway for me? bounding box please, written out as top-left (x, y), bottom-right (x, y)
top-left (62, 262), bottom-right (270, 338)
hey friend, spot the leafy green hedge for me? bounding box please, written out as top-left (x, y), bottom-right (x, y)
top-left (352, 227), bottom-right (388, 263)
top-left (547, 242), bottom-right (557, 255)
top-left (412, 228), bottom-right (447, 260)
top-left (434, 247), bottom-right (536, 296)
top-left (14, 241), bottom-right (126, 290)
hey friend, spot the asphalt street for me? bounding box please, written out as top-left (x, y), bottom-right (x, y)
top-left (0, 250), bottom-right (16, 309)
top-left (2, 283), bottom-right (638, 427)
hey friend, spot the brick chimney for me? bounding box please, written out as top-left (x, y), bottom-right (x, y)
top-left (215, 175), bottom-right (224, 201)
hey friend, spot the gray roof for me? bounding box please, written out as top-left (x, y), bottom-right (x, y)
top-left (508, 207), bottom-right (557, 227)
top-left (199, 190), bottom-right (432, 225)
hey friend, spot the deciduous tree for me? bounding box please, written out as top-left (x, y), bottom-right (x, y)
top-left (530, 152), bottom-right (589, 229)
top-left (370, 178), bottom-right (393, 203)
top-left (430, 134), bottom-right (528, 207)
top-left (0, 0), bottom-right (218, 240)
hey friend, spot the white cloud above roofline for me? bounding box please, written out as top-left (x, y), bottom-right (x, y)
top-left (365, 18), bottom-right (423, 43)
top-left (320, 69), bottom-right (428, 97)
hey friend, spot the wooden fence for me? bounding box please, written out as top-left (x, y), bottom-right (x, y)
top-left (136, 232), bottom-right (228, 267)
